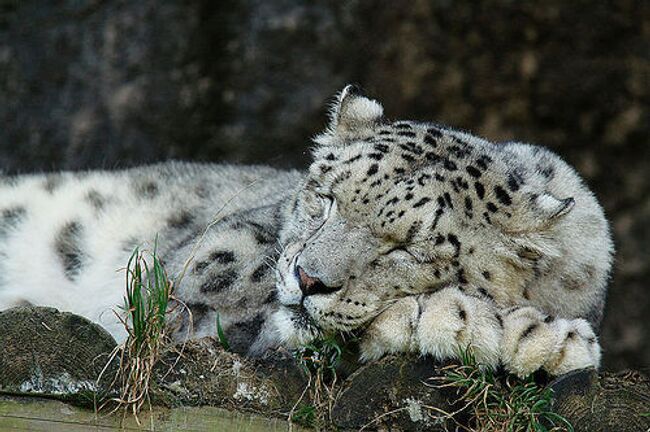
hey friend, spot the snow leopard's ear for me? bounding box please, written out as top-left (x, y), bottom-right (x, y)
top-left (501, 193), bottom-right (575, 263)
top-left (503, 193), bottom-right (575, 234)
top-left (314, 85), bottom-right (384, 146)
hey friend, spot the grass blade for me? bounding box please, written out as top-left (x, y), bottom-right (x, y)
top-left (216, 313), bottom-right (230, 351)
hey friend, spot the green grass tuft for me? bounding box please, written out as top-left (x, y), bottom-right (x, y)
top-left (432, 345), bottom-right (574, 432)
top-left (290, 334), bottom-right (345, 430)
top-left (97, 239), bottom-right (174, 423)
top-left (295, 335), bottom-right (343, 377)
top-left (291, 403), bottom-right (317, 428)
top-left (122, 243), bottom-right (171, 351)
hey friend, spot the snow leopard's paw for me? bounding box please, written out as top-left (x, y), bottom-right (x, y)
top-left (414, 287), bottom-right (502, 370)
top-left (501, 306), bottom-right (601, 378)
top-left (359, 296), bottom-right (419, 362)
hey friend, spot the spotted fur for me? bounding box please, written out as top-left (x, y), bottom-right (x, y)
top-left (274, 86), bottom-right (613, 376)
top-left (0, 86), bottom-right (613, 376)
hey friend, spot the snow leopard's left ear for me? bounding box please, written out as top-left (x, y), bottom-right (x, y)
top-left (314, 85), bottom-right (385, 146)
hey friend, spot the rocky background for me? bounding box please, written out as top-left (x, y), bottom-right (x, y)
top-left (1, 1), bottom-right (648, 370)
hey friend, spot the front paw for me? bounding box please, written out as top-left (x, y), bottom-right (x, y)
top-left (415, 287), bottom-right (502, 370)
top-left (359, 297), bottom-right (419, 362)
top-left (501, 307), bottom-right (601, 377)
top-left (544, 318), bottom-right (601, 376)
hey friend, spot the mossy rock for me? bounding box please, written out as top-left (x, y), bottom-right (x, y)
top-left (0, 306), bottom-right (117, 404)
top-left (2, 307), bottom-right (649, 431)
top-left (550, 368), bottom-right (650, 432)
top-left (331, 356), bottom-right (650, 432)
top-left (151, 338), bottom-right (308, 413)
top-left (331, 355), bottom-right (457, 431)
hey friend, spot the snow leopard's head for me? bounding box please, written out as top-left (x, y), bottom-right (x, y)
top-left (272, 85), bottom-right (612, 346)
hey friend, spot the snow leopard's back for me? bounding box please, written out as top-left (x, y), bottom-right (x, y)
top-left (0, 161), bottom-right (302, 340)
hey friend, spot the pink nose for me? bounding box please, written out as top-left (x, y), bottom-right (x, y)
top-left (296, 266), bottom-right (342, 297)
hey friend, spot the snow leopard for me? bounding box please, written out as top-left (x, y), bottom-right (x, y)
top-left (0, 86), bottom-right (613, 377)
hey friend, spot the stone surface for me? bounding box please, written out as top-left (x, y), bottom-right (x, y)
top-left (332, 357), bottom-right (650, 432)
top-left (1, 307), bottom-right (649, 431)
top-left (0, 306), bottom-right (117, 403)
top-left (331, 355), bottom-right (458, 431)
top-left (550, 368), bottom-right (650, 432)
top-left (152, 338), bottom-right (308, 413)
top-left (1, 0), bottom-right (648, 370)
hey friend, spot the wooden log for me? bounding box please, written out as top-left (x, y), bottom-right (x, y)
top-left (0, 395), bottom-right (300, 431)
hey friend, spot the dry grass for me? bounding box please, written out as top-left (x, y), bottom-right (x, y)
top-left (96, 243), bottom-right (175, 425)
top-left (289, 335), bottom-right (344, 431)
top-left (94, 183), bottom-right (261, 423)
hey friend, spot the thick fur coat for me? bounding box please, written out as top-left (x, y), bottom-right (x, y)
top-left (0, 86), bottom-right (613, 376)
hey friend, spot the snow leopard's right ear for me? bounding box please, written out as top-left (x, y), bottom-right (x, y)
top-left (314, 85), bottom-right (385, 146)
top-left (503, 193), bottom-right (575, 235)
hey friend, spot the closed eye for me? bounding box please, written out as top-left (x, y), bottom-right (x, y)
top-left (318, 194), bottom-right (334, 219)
top-left (385, 245), bottom-right (440, 264)
top-left (307, 194), bottom-right (334, 231)
top-left (385, 246), bottom-right (419, 261)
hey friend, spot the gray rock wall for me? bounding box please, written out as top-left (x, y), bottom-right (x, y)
top-left (1, 0), bottom-right (648, 369)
